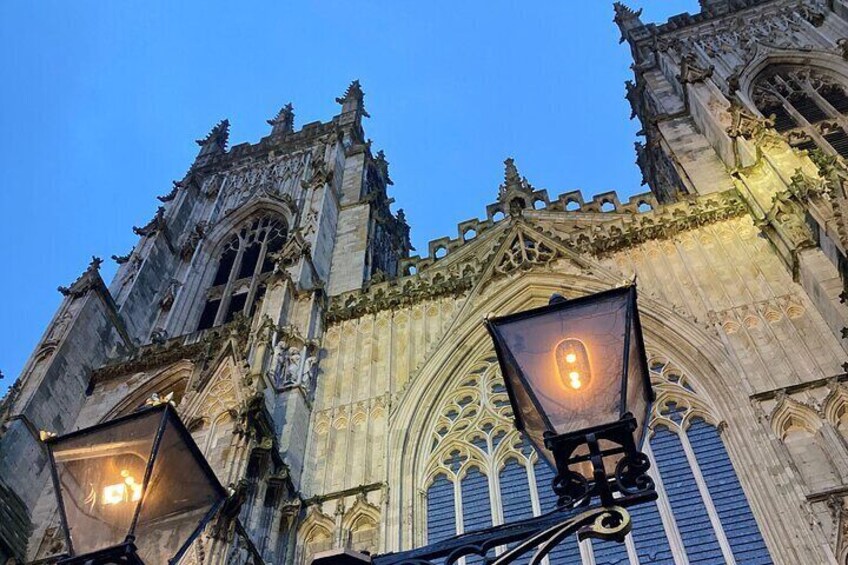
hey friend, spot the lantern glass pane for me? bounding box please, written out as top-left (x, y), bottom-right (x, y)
top-left (49, 410), bottom-right (162, 556)
top-left (498, 354), bottom-right (551, 463)
top-left (625, 310), bottom-right (651, 448)
top-left (491, 290), bottom-right (629, 437)
top-left (133, 409), bottom-right (225, 563)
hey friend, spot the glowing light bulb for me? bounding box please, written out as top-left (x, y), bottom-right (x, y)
top-left (568, 371), bottom-right (582, 389)
top-left (103, 470), bottom-right (141, 505)
top-left (102, 483), bottom-right (125, 505)
top-left (555, 339), bottom-right (591, 392)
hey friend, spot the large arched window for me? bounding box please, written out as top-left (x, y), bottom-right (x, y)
top-left (752, 66), bottom-right (848, 158)
top-left (197, 215), bottom-right (286, 330)
top-left (422, 355), bottom-right (773, 564)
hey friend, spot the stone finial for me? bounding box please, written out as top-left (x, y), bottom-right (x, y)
top-left (267, 103), bottom-right (295, 135)
top-left (498, 158), bottom-right (533, 199)
top-left (612, 2), bottom-right (644, 44)
top-left (58, 256), bottom-right (104, 297)
top-left (336, 80), bottom-right (370, 117)
top-left (613, 1), bottom-right (642, 20)
top-left (195, 119), bottom-right (230, 158)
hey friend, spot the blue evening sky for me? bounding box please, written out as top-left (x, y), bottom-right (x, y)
top-left (0, 1), bottom-right (699, 385)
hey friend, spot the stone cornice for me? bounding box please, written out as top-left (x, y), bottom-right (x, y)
top-left (88, 325), bottom-right (232, 388)
top-left (326, 189), bottom-right (747, 323)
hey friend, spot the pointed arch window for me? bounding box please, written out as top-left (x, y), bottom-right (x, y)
top-left (197, 215), bottom-right (286, 331)
top-left (752, 66), bottom-right (848, 158)
top-left (421, 355), bottom-right (773, 564)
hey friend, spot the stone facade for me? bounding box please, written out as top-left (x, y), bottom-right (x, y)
top-left (4, 1), bottom-right (848, 563)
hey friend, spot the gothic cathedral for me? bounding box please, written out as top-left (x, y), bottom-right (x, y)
top-left (4, 1), bottom-right (848, 563)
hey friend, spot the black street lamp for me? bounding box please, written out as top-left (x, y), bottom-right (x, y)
top-left (43, 403), bottom-right (227, 565)
top-left (328, 285), bottom-right (657, 565)
top-left (484, 284), bottom-right (655, 510)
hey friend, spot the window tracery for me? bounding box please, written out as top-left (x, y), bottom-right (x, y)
top-left (421, 353), bottom-right (773, 564)
top-left (752, 67), bottom-right (848, 158)
top-left (197, 215), bottom-right (287, 331)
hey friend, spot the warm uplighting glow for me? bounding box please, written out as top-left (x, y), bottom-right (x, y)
top-left (555, 339), bottom-right (591, 391)
top-left (102, 470), bottom-right (142, 506)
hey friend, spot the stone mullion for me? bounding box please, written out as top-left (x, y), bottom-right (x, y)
top-left (643, 440), bottom-right (690, 565)
top-left (214, 238), bottom-right (245, 326)
top-left (677, 427), bottom-right (738, 565)
top-left (624, 534), bottom-right (641, 565)
top-left (804, 83), bottom-right (848, 136)
top-left (578, 538), bottom-right (595, 565)
top-left (774, 89), bottom-right (838, 157)
top-left (244, 231), bottom-right (271, 317)
top-left (490, 460), bottom-right (505, 557)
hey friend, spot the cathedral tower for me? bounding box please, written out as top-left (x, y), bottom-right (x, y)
top-left (0, 81), bottom-right (408, 563)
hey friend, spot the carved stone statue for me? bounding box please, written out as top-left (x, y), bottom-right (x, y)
top-left (285, 347), bottom-right (302, 385)
top-left (302, 355), bottom-right (318, 389)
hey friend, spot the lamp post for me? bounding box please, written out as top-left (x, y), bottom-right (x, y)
top-left (484, 285), bottom-right (655, 511)
top-left (322, 285), bottom-right (657, 565)
top-left (43, 403), bottom-right (227, 565)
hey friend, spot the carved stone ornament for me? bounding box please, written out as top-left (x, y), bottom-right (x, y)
top-left (159, 279), bottom-right (182, 311)
top-left (495, 231), bottom-right (557, 276)
top-left (218, 152), bottom-right (309, 217)
top-left (180, 221), bottom-right (208, 261)
top-left (157, 180), bottom-right (181, 203)
top-left (274, 229), bottom-right (311, 270)
top-left (677, 52), bottom-right (714, 85)
top-left (150, 327), bottom-right (169, 345)
top-left (58, 256), bottom-right (103, 297)
top-left (133, 206), bottom-right (166, 238)
top-left (726, 99), bottom-right (776, 142)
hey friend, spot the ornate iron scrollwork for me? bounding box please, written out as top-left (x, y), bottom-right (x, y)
top-left (373, 506), bottom-right (632, 565)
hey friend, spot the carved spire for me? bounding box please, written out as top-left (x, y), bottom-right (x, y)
top-left (612, 2), bottom-right (644, 44)
top-left (336, 80), bottom-right (370, 117)
top-left (195, 119), bottom-right (229, 159)
top-left (500, 158), bottom-right (532, 195)
top-left (497, 158), bottom-right (535, 214)
top-left (267, 103), bottom-right (295, 135)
